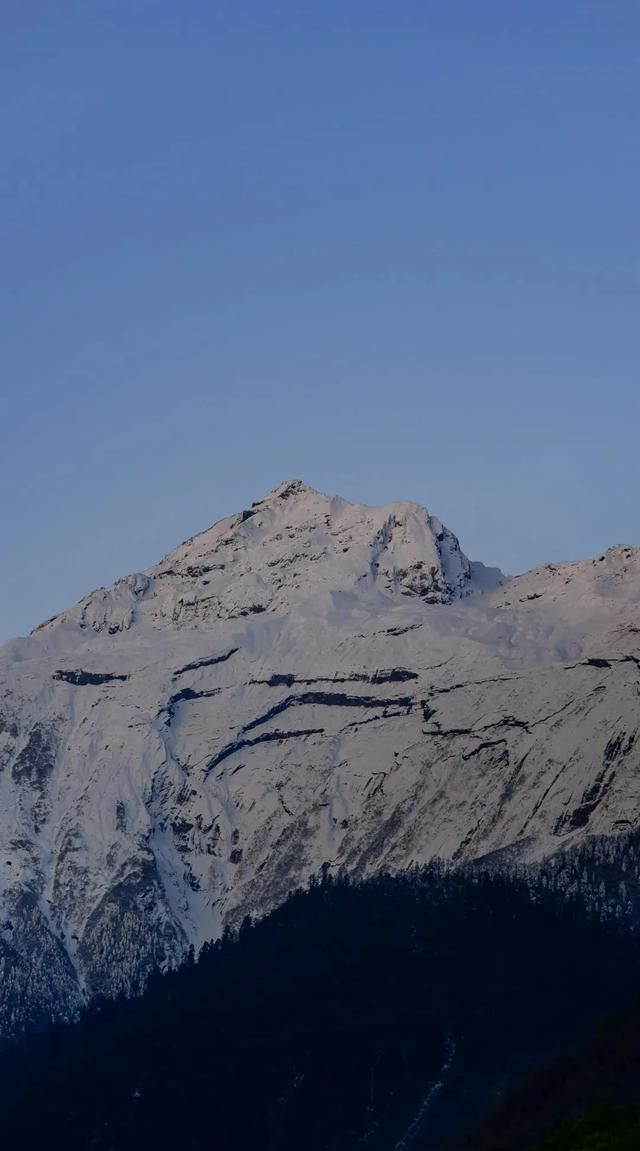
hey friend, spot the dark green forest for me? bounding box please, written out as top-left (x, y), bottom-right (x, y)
top-left (528, 1103), bottom-right (640, 1150)
top-left (463, 986), bottom-right (640, 1149)
top-left (2, 866), bottom-right (640, 1151)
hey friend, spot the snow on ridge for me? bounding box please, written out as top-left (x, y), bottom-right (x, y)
top-left (24, 481), bottom-right (498, 645)
top-left (2, 482), bottom-right (640, 1036)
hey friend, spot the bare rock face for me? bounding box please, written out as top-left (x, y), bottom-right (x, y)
top-left (2, 481), bottom-right (640, 1035)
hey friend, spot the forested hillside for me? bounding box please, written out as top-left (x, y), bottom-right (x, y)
top-left (528, 1104), bottom-right (640, 1150)
top-left (1, 868), bottom-right (639, 1151)
top-left (462, 989), bottom-right (640, 1149)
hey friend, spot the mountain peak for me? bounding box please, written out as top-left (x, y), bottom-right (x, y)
top-left (262, 478), bottom-right (319, 501)
top-left (4, 483), bottom-right (640, 1043)
top-left (148, 481), bottom-right (488, 624)
top-left (28, 484), bottom-right (502, 644)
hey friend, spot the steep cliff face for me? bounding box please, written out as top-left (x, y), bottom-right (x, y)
top-left (2, 480), bottom-right (640, 1035)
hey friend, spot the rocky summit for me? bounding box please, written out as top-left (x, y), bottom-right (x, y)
top-left (2, 480), bottom-right (640, 1036)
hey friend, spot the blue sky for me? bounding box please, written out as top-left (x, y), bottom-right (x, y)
top-left (2, 2), bottom-right (639, 641)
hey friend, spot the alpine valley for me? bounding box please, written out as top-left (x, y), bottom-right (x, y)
top-left (3, 479), bottom-right (640, 1039)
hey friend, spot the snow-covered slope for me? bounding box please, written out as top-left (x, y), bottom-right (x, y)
top-left (2, 480), bottom-right (640, 1035)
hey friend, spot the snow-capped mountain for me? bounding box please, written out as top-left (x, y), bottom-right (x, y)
top-left (2, 479), bottom-right (640, 1036)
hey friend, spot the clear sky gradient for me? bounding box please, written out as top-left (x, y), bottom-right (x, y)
top-left (2, 2), bottom-right (639, 641)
